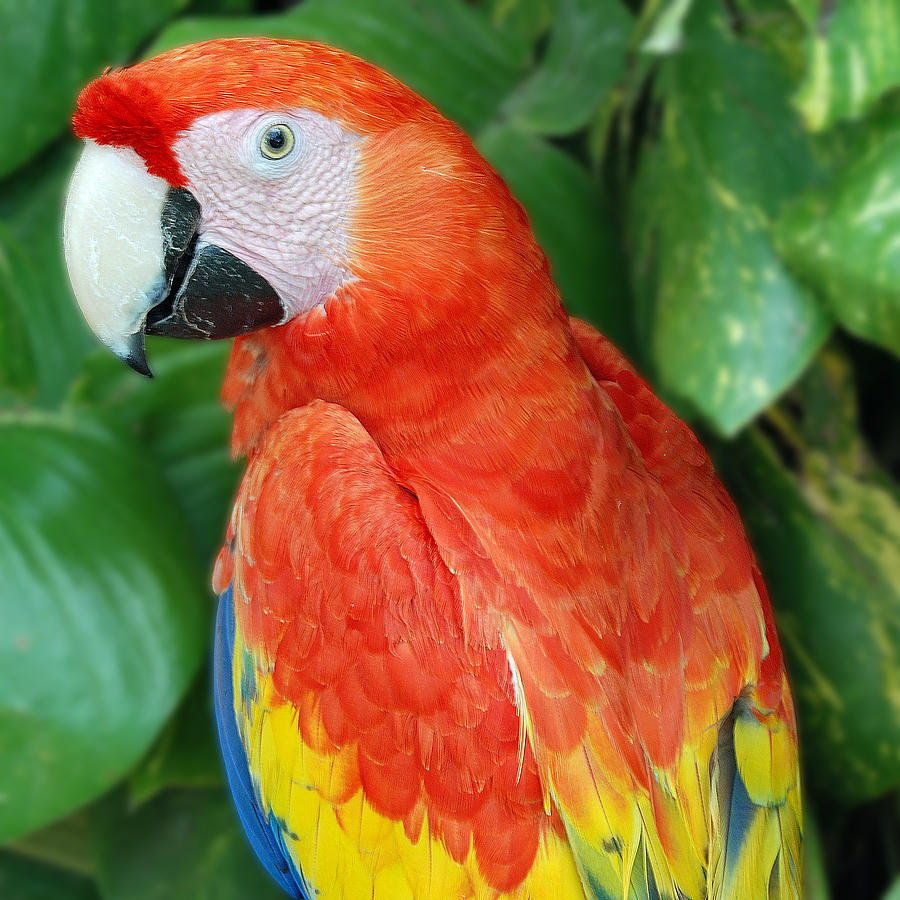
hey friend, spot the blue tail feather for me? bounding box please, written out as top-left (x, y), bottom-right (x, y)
top-left (214, 586), bottom-right (310, 899)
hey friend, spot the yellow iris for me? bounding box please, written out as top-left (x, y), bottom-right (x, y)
top-left (260, 124), bottom-right (295, 160)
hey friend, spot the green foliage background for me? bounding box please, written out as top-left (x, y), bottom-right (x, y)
top-left (0, 0), bottom-right (899, 896)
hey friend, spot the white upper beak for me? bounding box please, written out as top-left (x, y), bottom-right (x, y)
top-left (63, 141), bottom-right (169, 363)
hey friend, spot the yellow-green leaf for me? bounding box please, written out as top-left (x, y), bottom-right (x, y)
top-left (630, 0), bottom-right (830, 434)
top-left (776, 118), bottom-right (900, 358)
top-left (793, 0), bottom-right (900, 131)
top-left (717, 354), bottom-right (900, 802)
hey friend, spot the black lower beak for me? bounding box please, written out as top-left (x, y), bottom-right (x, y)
top-left (126, 188), bottom-right (285, 376)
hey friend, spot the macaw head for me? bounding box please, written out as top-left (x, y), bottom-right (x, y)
top-left (65, 39), bottom-right (518, 377)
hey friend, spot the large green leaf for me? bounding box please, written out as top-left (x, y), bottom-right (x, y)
top-left (629, 0), bottom-right (830, 434)
top-left (69, 340), bottom-right (239, 567)
top-left (0, 850), bottom-right (99, 900)
top-left (94, 789), bottom-right (284, 900)
top-left (129, 668), bottom-right (223, 806)
top-left (0, 411), bottom-right (209, 840)
top-left (0, 141), bottom-right (95, 406)
top-left (147, 0), bottom-right (529, 135)
top-left (0, 0), bottom-right (189, 177)
top-left (776, 118), bottom-right (900, 359)
top-left (499, 0), bottom-right (632, 136)
top-left (716, 351), bottom-right (900, 802)
top-left (479, 124), bottom-right (634, 353)
top-left (792, 0), bottom-right (900, 131)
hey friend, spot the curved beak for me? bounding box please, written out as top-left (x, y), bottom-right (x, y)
top-left (63, 141), bottom-right (285, 376)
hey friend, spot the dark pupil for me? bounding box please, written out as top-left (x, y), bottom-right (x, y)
top-left (266, 128), bottom-right (286, 151)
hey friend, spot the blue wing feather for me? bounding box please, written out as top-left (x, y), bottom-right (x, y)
top-left (214, 586), bottom-right (310, 899)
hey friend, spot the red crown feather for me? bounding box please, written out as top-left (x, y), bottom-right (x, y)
top-left (72, 38), bottom-right (440, 186)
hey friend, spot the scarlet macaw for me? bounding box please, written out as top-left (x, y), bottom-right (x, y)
top-left (63, 39), bottom-right (801, 900)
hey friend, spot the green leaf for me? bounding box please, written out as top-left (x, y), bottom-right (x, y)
top-left (802, 806), bottom-right (832, 900)
top-left (0, 226), bottom-right (76, 407)
top-left (885, 876), bottom-right (900, 900)
top-left (0, 141), bottom-right (95, 406)
top-left (69, 340), bottom-right (240, 567)
top-left (730, 0), bottom-right (808, 82)
top-left (129, 668), bottom-right (223, 806)
top-left (479, 124), bottom-right (634, 354)
top-left (775, 119), bottom-right (900, 359)
top-left (0, 0), bottom-right (190, 178)
top-left (479, 0), bottom-right (557, 53)
top-left (629, 0), bottom-right (830, 434)
top-left (0, 411), bottom-right (209, 840)
top-left (792, 0), bottom-right (900, 131)
top-left (95, 789), bottom-right (284, 900)
top-left (500, 0), bottom-right (632, 136)
top-left (0, 850), bottom-right (99, 900)
top-left (787, 0), bottom-right (817, 27)
top-left (636, 0), bottom-right (694, 54)
top-left (188, 0), bottom-right (254, 12)
top-left (147, 0), bottom-right (529, 134)
top-left (7, 808), bottom-right (95, 878)
top-left (716, 351), bottom-right (900, 803)
top-left (0, 226), bottom-right (37, 402)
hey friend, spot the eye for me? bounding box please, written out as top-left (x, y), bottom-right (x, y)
top-left (259, 123), bottom-right (295, 160)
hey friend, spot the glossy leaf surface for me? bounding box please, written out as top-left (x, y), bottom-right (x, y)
top-left (776, 118), bottom-right (900, 358)
top-left (792, 0), bottom-right (900, 130)
top-left (0, 412), bottom-right (208, 840)
top-left (718, 354), bottom-right (900, 802)
top-left (630, 0), bottom-right (830, 433)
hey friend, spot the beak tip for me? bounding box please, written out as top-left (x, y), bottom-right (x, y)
top-left (129, 359), bottom-right (154, 379)
top-left (117, 333), bottom-right (153, 378)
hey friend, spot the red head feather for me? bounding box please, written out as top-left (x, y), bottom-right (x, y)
top-left (72, 38), bottom-right (442, 186)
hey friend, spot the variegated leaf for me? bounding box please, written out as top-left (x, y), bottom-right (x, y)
top-left (792, 0), bottom-right (900, 130)
top-left (776, 114), bottom-right (900, 358)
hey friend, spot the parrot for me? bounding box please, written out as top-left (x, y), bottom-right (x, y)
top-left (62, 38), bottom-right (801, 900)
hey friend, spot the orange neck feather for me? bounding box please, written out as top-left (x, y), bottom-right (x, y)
top-left (223, 118), bottom-right (643, 657)
top-left (223, 120), bottom-right (592, 471)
